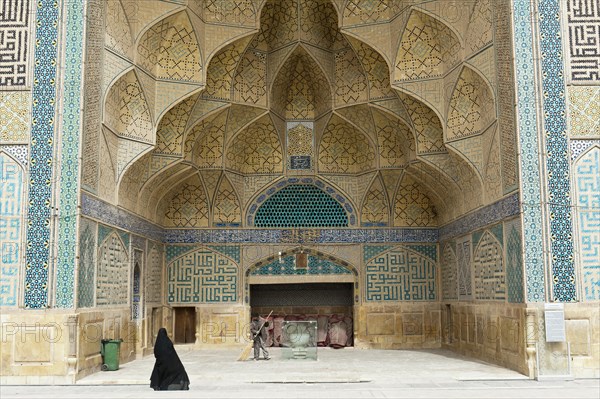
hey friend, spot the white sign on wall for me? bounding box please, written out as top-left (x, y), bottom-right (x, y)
top-left (544, 303), bottom-right (566, 342)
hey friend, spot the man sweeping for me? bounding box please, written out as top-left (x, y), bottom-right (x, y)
top-left (250, 312), bottom-right (271, 361)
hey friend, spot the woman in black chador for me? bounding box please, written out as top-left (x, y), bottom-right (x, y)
top-left (150, 328), bottom-right (190, 390)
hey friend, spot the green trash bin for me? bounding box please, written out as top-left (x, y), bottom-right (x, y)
top-left (100, 339), bottom-right (122, 371)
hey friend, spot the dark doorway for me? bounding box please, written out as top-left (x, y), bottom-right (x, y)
top-left (174, 307), bottom-right (196, 344)
top-left (250, 283), bottom-right (353, 307)
top-left (250, 283), bottom-right (354, 348)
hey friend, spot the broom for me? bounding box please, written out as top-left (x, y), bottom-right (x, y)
top-left (237, 310), bottom-right (273, 361)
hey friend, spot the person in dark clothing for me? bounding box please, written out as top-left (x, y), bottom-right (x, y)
top-left (150, 328), bottom-right (190, 390)
top-left (250, 312), bottom-right (270, 360)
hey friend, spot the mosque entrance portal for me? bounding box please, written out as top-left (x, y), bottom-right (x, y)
top-left (250, 283), bottom-right (354, 348)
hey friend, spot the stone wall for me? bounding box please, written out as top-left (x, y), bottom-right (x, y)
top-left (441, 302), bottom-right (528, 375)
top-left (354, 303), bottom-right (442, 350)
top-left (0, 312), bottom-right (77, 384)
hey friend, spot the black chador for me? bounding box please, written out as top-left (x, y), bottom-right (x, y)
top-left (150, 328), bottom-right (190, 390)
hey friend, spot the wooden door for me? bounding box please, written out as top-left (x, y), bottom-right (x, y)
top-left (174, 307), bottom-right (196, 344)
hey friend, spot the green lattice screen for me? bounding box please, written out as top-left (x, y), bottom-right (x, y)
top-left (254, 184), bottom-right (348, 227)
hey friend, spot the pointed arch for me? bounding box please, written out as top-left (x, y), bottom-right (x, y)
top-left (472, 229), bottom-right (505, 301)
top-left (361, 173), bottom-right (390, 226)
top-left (213, 174), bottom-right (242, 227)
top-left (97, 231), bottom-right (130, 306)
top-left (246, 176), bottom-right (357, 227)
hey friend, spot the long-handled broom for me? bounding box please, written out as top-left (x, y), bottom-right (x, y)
top-left (237, 310), bottom-right (273, 361)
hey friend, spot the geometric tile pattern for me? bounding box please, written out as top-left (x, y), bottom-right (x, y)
top-left (164, 181), bottom-right (210, 228)
top-left (77, 218), bottom-right (97, 308)
top-left (336, 105), bottom-right (376, 143)
top-left (25, 0), bottom-right (59, 308)
top-left (406, 244), bottom-right (438, 262)
top-left (250, 254), bottom-right (352, 276)
top-left (254, 184), bottom-right (349, 228)
top-left (213, 176), bottom-right (241, 227)
top-left (394, 174), bottom-right (437, 227)
top-left (456, 236), bottom-right (472, 300)
top-left (494, 0), bottom-right (519, 195)
top-left (473, 230), bottom-right (505, 301)
top-left (287, 123), bottom-right (313, 171)
top-left (440, 242), bottom-right (458, 301)
top-left (137, 11), bottom-right (202, 82)
top-left (361, 176), bottom-right (389, 227)
top-left (104, 70), bottom-right (154, 144)
top-left (571, 139), bottom-right (599, 160)
top-left (0, 152), bottom-right (23, 306)
top-left (0, 92), bottom-right (30, 142)
top-left (207, 245), bottom-right (241, 263)
top-left (201, 0), bottom-right (257, 26)
top-left (96, 232), bottom-right (129, 306)
top-left (395, 10), bottom-right (461, 81)
top-left (56, 0), bottom-right (85, 308)
top-left (225, 115), bottom-right (283, 174)
top-left (167, 248), bottom-right (237, 303)
top-left (566, 0), bottom-right (600, 82)
top-left (187, 110), bottom-right (226, 167)
top-left (465, 0), bottom-right (493, 55)
top-left (538, 0), bottom-right (576, 301)
top-left (1, 145), bottom-right (27, 166)
top-left (342, 0), bottom-right (397, 25)
top-left (247, 177), bottom-right (356, 227)
top-left (318, 115), bottom-right (375, 173)
top-left (0, 0), bottom-right (30, 87)
top-left (574, 146), bottom-right (600, 300)
top-left (363, 245), bottom-right (395, 263)
top-left (373, 110), bottom-right (409, 168)
top-left (105, 0), bottom-right (133, 59)
top-left (233, 49), bottom-right (267, 106)
top-left (365, 247), bottom-right (436, 301)
top-left (155, 94), bottom-right (198, 155)
top-left (399, 93), bottom-right (445, 154)
top-left (145, 243), bottom-right (163, 303)
top-left (348, 37), bottom-right (395, 101)
top-left (203, 36), bottom-right (251, 101)
top-left (132, 250), bottom-right (142, 320)
top-left (568, 86), bottom-right (600, 138)
top-left (80, 0), bottom-right (104, 195)
top-left (252, 0), bottom-right (297, 51)
top-left (505, 218), bottom-right (524, 303)
top-left (273, 50), bottom-right (320, 119)
top-left (299, 0), bottom-right (342, 50)
top-left (511, 0), bottom-right (546, 302)
top-left (334, 47), bottom-right (368, 105)
top-left (447, 67), bottom-right (495, 141)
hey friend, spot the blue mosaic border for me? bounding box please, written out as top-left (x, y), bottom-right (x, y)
top-left (164, 228), bottom-right (438, 244)
top-left (81, 193), bottom-right (438, 243)
top-left (537, 0), bottom-right (576, 302)
top-left (24, 0), bottom-right (59, 308)
top-left (55, 0), bottom-right (85, 308)
top-left (81, 193), bottom-right (164, 241)
top-left (439, 193), bottom-right (520, 241)
top-left (511, 0), bottom-right (546, 302)
top-left (249, 255), bottom-right (352, 276)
